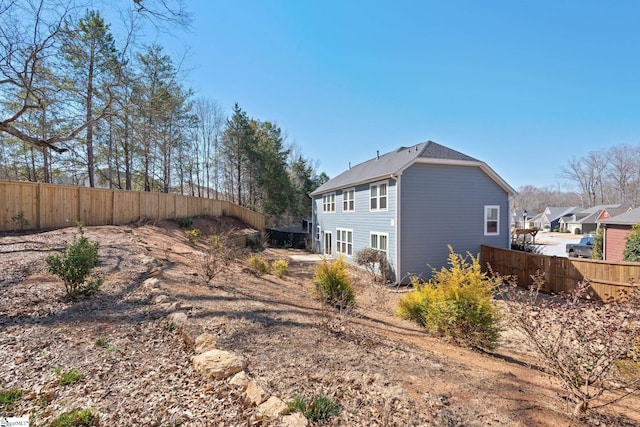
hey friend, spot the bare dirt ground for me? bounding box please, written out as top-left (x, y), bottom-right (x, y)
top-left (1, 217), bottom-right (638, 426)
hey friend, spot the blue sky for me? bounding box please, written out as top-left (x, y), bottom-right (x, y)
top-left (148, 0), bottom-right (640, 190)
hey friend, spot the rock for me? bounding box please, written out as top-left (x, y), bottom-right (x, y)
top-left (229, 371), bottom-right (249, 388)
top-left (280, 412), bottom-right (309, 427)
top-left (180, 324), bottom-right (205, 350)
top-left (245, 380), bottom-right (268, 405)
top-left (167, 311), bottom-right (188, 327)
top-left (154, 294), bottom-right (170, 304)
top-left (257, 396), bottom-right (287, 418)
top-left (192, 350), bottom-right (245, 380)
top-left (143, 277), bottom-right (161, 289)
top-left (194, 333), bottom-right (217, 354)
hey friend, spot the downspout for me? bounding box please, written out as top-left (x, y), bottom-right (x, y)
top-left (391, 173), bottom-right (400, 284)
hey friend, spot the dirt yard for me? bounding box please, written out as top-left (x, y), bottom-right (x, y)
top-left (1, 217), bottom-right (638, 426)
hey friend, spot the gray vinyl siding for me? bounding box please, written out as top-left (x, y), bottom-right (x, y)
top-left (312, 180), bottom-right (398, 280)
top-left (398, 163), bottom-right (509, 283)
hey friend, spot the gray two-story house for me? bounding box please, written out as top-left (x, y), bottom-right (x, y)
top-left (310, 141), bottom-right (515, 283)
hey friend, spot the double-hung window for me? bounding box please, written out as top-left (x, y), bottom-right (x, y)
top-left (336, 228), bottom-right (353, 256)
top-left (484, 205), bottom-right (500, 235)
top-left (370, 182), bottom-right (388, 211)
top-left (322, 193), bottom-right (336, 213)
top-left (370, 232), bottom-right (388, 253)
top-left (343, 189), bottom-right (355, 212)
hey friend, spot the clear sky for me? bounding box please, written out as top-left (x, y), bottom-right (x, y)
top-left (149, 0), bottom-right (640, 191)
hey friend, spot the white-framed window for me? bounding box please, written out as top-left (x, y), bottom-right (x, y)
top-left (322, 193), bottom-right (336, 212)
top-left (342, 188), bottom-right (355, 212)
top-left (370, 232), bottom-right (388, 253)
top-left (484, 205), bottom-right (500, 236)
top-left (370, 182), bottom-right (388, 211)
top-left (336, 228), bottom-right (353, 256)
top-left (316, 226), bottom-right (321, 241)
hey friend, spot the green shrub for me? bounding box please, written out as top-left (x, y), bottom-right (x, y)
top-left (95, 337), bottom-right (108, 348)
top-left (46, 223), bottom-right (102, 298)
top-left (592, 228), bottom-right (604, 260)
top-left (247, 255), bottom-right (270, 277)
top-left (10, 210), bottom-right (30, 230)
top-left (397, 247), bottom-right (500, 349)
top-left (271, 259), bottom-right (289, 278)
top-left (246, 233), bottom-right (261, 249)
top-left (623, 224), bottom-right (640, 262)
top-left (287, 393), bottom-right (341, 422)
top-left (50, 408), bottom-right (99, 427)
top-left (0, 388), bottom-right (22, 411)
top-left (185, 228), bottom-right (201, 245)
top-left (313, 257), bottom-right (355, 310)
top-left (175, 217), bottom-right (193, 228)
top-left (58, 368), bottom-right (83, 386)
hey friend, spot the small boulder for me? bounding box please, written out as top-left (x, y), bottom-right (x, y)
top-left (229, 371), bottom-right (249, 388)
top-left (280, 412), bottom-right (309, 427)
top-left (180, 324), bottom-right (205, 350)
top-left (154, 294), bottom-right (170, 304)
top-left (166, 311), bottom-right (188, 327)
top-left (194, 333), bottom-right (217, 354)
top-left (245, 381), bottom-right (268, 405)
top-left (143, 277), bottom-right (161, 289)
top-left (192, 350), bottom-right (245, 380)
top-left (257, 396), bottom-right (287, 418)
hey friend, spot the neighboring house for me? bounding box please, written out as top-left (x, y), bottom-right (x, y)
top-left (597, 207), bottom-right (640, 261)
top-left (512, 209), bottom-right (537, 230)
top-left (559, 204), bottom-right (627, 234)
top-left (310, 141), bottom-right (515, 283)
top-left (529, 206), bottom-right (579, 231)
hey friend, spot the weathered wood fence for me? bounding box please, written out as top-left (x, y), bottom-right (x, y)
top-left (481, 245), bottom-right (640, 300)
top-left (0, 180), bottom-right (265, 232)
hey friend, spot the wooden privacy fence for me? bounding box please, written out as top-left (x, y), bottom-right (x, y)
top-left (481, 245), bottom-right (640, 300)
top-left (0, 180), bottom-right (265, 232)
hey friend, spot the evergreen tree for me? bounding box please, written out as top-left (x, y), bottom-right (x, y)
top-left (60, 10), bottom-right (119, 187)
top-left (221, 103), bottom-right (253, 205)
top-left (623, 224), bottom-right (640, 262)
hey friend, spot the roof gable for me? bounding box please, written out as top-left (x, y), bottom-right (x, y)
top-left (311, 140), bottom-right (514, 196)
top-left (599, 207), bottom-right (640, 225)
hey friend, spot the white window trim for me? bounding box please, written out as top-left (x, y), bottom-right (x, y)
top-left (369, 181), bottom-right (388, 212)
top-left (484, 205), bottom-right (500, 236)
top-left (342, 188), bottom-right (355, 213)
top-left (322, 192), bottom-right (336, 213)
top-left (336, 228), bottom-right (353, 256)
top-left (370, 231), bottom-right (389, 253)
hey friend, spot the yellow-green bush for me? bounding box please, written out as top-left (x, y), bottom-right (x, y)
top-left (397, 247), bottom-right (500, 349)
top-left (185, 228), bottom-right (201, 245)
top-left (247, 255), bottom-right (270, 277)
top-left (313, 257), bottom-right (355, 310)
top-left (271, 259), bottom-right (289, 278)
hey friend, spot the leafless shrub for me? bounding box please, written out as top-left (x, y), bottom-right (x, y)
top-left (199, 231), bottom-right (239, 285)
top-left (354, 248), bottom-right (390, 285)
top-left (496, 271), bottom-right (640, 417)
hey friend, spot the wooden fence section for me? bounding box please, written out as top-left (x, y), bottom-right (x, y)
top-left (481, 245), bottom-right (640, 299)
top-left (0, 180), bottom-right (265, 232)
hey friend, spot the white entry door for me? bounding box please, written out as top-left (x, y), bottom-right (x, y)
top-left (324, 231), bottom-right (332, 255)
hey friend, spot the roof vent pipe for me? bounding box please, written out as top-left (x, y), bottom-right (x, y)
top-left (349, 162), bottom-right (351, 169)
top-left (377, 150), bottom-right (379, 160)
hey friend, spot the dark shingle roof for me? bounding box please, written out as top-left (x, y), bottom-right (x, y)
top-left (310, 141), bottom-right (505, 196)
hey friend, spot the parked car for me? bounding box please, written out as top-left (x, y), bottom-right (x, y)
top-left (566, 235), bottom-right (594, 258)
